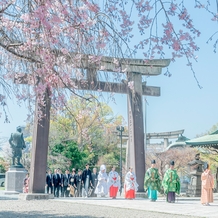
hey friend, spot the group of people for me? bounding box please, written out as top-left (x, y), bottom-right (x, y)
top-left (144, 160), bottom-right (180, 203)
top-left (23, 163), bottom-right (138, 199)
top-left (43, 160), bottom-right (182, 202)
top-left (23, 159), bottom-right (215, 206)
top-left (144, 159), bottom-right (215, 206)
top-left (84, 164), bottom-right (139, 199)
top-left (45, 164), bottom-right (94, 198)
top-left (44, 164), bottom-right (121, 199)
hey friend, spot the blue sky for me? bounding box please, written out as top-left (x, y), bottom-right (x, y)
top-left (110, 3), bottom-right (218, 141)
top-left (1, 2), bottom-right (218, 142)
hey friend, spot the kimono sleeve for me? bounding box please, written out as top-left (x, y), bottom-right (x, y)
top-left (144, 169), bottom-right (151, 191)
top-left (162, 170), bottom-right (170, 193)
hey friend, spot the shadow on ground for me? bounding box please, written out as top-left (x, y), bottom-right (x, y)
top-left (0, 211), bottom-right (103, 218)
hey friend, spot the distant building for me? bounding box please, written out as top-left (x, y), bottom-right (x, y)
top-left (165, 135), bottom-right (190, 151)
top-left (146, 129), bottom-right (190, 152)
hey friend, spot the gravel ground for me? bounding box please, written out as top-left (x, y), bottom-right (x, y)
top-left (0, 200), bottom-right (201, 218)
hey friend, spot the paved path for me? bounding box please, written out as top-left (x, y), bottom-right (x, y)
top-left (0, 191), bottom-right (217, 218)
top-left (0, 199), bottom-right (200, 218)
top-left (54, 197), bottom-right (217, 218)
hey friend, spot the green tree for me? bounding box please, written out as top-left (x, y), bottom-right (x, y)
top-left (48, 96), bottom-right (125, 170)
top-left (0, 157), bottom-right (7, 173)
top-left (51, 141), bottom-right (86, 170)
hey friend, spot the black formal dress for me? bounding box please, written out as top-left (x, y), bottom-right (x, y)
top-left (46, 173), bottom-right (53, 194)
top-left (69, 174), bottom-right (76, 197)
top-left (53, 173), bottom-right (61, 197)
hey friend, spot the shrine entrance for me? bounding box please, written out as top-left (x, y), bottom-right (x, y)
top-left (16, 55), bottom-right (170, 194)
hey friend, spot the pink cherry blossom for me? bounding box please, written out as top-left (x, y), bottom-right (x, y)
top-left (0, 0), bottom-right (217, 119)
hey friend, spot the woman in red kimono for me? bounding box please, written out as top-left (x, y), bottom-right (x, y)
top-left (108, 166), bottom-right (120, 199)
top-left (124, 167), bottom-right (138, 199)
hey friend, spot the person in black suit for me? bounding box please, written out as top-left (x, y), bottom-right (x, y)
top-left (62, 169), bottom-right (70, 197)
top-left (46, 169), bottom-right (53, 194)
top-left (53, 169), bottom-right (61, 197)
top-left (57, 168), bottom-right (63, 197)
top-left (91, 167), bottom-right (98, 197)
top-left (82, 164), bottom-right (93, 197)
top-left (75, 169), bottom-right (82, 197)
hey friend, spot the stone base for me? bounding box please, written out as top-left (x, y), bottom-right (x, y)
top-left (181, 182), bottom-right (189, 193)
top-left (4, 191), bottom-right (20, 195)
top-left (186, 174), bottom-right (202, 197)
top-left (186, 185), bottom-right (201, 197)
top-left (19, 193), bottom-right (54, 200)
top-left (10, 164), bottom-right (24, 168)
top-left (5, 167), bottom-right (27, 193)
top-left (136, 192), bottom-right (147, 198)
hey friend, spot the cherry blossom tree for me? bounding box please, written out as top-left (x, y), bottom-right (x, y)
top-left (0, 0), bottom-right (217, 119)
top-left (146, 147), bottom-right (197, 179)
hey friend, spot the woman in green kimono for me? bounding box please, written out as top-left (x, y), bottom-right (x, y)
top-left (162, 160), bottom-right (180, 203)
top-left (144, 160), bottom-right (162, 201)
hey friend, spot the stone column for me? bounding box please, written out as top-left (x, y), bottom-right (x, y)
top-left (28, 88), bottom-right (51, 194)
top-left (127, 72), bottom-right (145, 192)
top-left (164, 138), bottom-right (169, 149)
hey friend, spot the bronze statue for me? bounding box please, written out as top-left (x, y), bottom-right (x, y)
top-left (188, 153), bottom-right (204, 173)
top-left (9, 126), bottom-right (26, 167)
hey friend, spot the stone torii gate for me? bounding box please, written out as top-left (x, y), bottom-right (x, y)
top-left (16, 55), bottom-right (170, 197)
top-left (147, 129), bottom-right (185, 150)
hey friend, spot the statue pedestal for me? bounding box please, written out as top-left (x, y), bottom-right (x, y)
top-left (4, 167), bottom-right (27, 194)
top-left (186, 171), bottom-right (202, 197)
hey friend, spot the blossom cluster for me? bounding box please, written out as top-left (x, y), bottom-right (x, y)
top-left (0, 0), bottom-right (217, 119)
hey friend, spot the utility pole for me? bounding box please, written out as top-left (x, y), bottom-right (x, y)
top-left (116, 125), bottom-right (124, 196)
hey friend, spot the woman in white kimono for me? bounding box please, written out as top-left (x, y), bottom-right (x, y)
top-left (107, 166), bottom-right (120, 199)
top-left (94, 164), bottom-right (108, 197)
top-left (124, 167), bottom-right (138, 199)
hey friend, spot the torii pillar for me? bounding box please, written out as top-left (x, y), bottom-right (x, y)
top-left (127, 72), bottom-right (145, 192)
top-left (19, 88), bottom-right (52, 200)
top-left (28, 89), bottom-right (51, 194)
